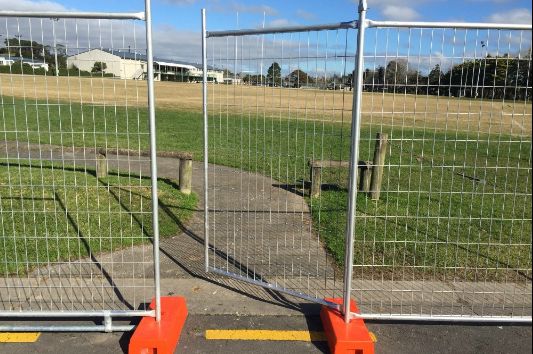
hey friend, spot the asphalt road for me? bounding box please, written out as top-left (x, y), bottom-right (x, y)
top-left (1, 315), bottom-right (531, 354)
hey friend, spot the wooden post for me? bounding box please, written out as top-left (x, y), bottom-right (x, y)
top-left (179, 158), bottom-right (193, 195)
top-left (96, 152), bottom-right (107, 178)
top-left (176, 159), bottom-right (181, 186)
top-left (310, 164), bottom-right (322, 198)
top-left (370, 133), bottom-right (388, 201)
top-left (358, 161), bottom-right (372, 193)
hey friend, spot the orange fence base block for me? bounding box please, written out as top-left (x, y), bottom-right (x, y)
top-left (129, 296), bottom-right (188, 354)
top-left (320, 298), bottom-right (374, 354)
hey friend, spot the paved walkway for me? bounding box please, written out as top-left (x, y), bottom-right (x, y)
top-left (0, 141), bottom-right (341, 313)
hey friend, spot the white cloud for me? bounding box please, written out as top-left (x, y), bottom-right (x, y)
top-left (267, 18), bottom-right (295, 27)
top-left (0, 0), bottom-right (68, 11)
top-left (381, 5), bottom-right (420, 21)
top-left (161, 0), bottom-right (199, 5)
top-left (295, 9), bottom-right (317, 21)
top-left (212, 1), bottom-right (278, 16)
top-left (487, 8), bottom-right (532, 24)
top-left (466, 0), bottom-right (514, 3)
top-left (357, 0), bottom-right (426, 21)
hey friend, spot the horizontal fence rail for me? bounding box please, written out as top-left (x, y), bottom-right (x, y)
top-left (207, 21), bottom-right (358, 38)
top-left (366, 20), bottom-right (532, 31)
top-left (0, 11), bottom-right (145, 20)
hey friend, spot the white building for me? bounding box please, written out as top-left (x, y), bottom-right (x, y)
top-left (0, 56), bottom-right (49, 71)
top-left (66, 49), bottom-right (223, 82)
top-left (67, 49), bottom-right (145, 80)
top-left (0, 56), bottom-right (14, 66)
top-left (223, 78), bottom-right (243, 85)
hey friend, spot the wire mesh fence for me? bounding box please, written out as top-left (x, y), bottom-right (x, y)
top-left (350, 22), bottom-right (532, 320)
top-left (0, 12), bottom-right (160, 324)
top-left (204, 24), bottom-right (359, 304)
top-left (203, 9), bottom-right (532, 322)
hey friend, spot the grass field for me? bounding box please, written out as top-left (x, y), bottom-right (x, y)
top-left (1, 74), bottom-right (531, 136)
top-left (0, 160), bottom-right (198, 275)
top-left (1, 76), bottom-right (532, 281)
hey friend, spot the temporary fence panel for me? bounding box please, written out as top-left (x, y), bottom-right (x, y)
top-left (346, 4), bottom-right (532, 322)
top-left (203, 12), bottom-right (359, 307)
top-left (203, 2), bottom-right (532, 323)
top-left (0, 2), bottom-right (161, 331)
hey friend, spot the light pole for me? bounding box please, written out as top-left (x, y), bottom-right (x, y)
top-left (14, 34), bottom-right (22, 59)
top-left (52, 18), bottom-right (59, 76)
top-left (475, 41), bottom-right (487, 99)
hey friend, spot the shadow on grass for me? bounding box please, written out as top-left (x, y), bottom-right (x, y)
top-left (53, 191), bottom-right (134, 310)
top-left (384, 213), bottom-right (532, 281)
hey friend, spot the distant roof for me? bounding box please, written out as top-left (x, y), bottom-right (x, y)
top-left (74, 48), bottom-right (213, 70)
top-left (0, 56), bottom-right (47, 64)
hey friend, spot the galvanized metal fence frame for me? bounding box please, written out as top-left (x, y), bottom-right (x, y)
top-left (202, 0), bottom-right (532, 324)
top-left (202, 10), bottom-right (358, 311)
top-left (0, 0), bottom-right (161, 331)
top-left (347, 0), bottom-right (532, 324)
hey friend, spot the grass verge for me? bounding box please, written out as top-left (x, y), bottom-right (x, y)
top-left (0, 159), bottom-right (198, 275)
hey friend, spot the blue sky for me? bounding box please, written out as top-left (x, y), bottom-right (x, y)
top-left (0, 0), bottom-right (531, 73)
top-left (2, 0), bottom-right (531, 32)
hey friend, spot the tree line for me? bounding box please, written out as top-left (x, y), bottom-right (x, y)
top-left (362, 51), bottom-right (532, 101)
top-left (0, 37), bottom-right (68, 71)
top-left (232, 53), bottom-right (531, 101)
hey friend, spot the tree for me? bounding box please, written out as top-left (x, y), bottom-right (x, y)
top-left (385, 59), bottom-right (408, 90)
top-left (242, 74), bottom-right (265, 86)
top-left (287, 69), bottom-right (313, 88)
top-left (91, 61), bottom-right (107, 73)
top-left (222, 68), bottom-right (234, 78)
top-left (428, 64), bottom-right (442, 95)
top-left (266, 62), bottom-right (282, 87)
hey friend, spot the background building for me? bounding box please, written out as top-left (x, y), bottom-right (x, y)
top-left (66, 49), bottom-right (223, 82)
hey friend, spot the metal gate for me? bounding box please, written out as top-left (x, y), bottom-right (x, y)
top-left (0, 1), bottom-right (162, 331)
top-left (202, 0), bottom-right (532, 322)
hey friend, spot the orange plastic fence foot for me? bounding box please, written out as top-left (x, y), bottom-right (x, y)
top-left (129, 296), bottom-right (188, 354)
top-left (320, 298), bottom-right (374, 354)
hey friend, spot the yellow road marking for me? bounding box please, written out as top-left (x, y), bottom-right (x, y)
top-left (0, 333), bottom-right (41, 343)
top-left (205, 330), bottom-right (328, 342)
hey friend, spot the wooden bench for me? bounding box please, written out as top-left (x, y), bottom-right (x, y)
top-left (309, 133), bottom-right (389, 200)
top-left (308, 160), bottom-right (373, 198)
top-left (96, 148), bottom-right (194, 195)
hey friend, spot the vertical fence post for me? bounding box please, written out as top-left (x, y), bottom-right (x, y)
top-left (179, 157), bottom-right (193, 195)
top-left (370, 133), bottom-right (388, 200)
top-left (310, 163), bottom-right (322, 198)
top-left (144, 0), bottom-right (161, 322)
top-left (358, 161), bottom-right (372, 193)
top-left (342, 0), bottom-right (368, 324)
top-left (202, 8), bottom-right (210, 273)
top-left (96, 151), bottom-right (108, 178)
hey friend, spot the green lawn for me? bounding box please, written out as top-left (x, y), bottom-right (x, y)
top-left (0, 159), bottom-right (197, 275)
top-left (1, 96), bottom-right (531, 280)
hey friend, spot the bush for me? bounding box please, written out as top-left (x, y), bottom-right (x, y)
top-left (0, 61), bottom-right (46, 75)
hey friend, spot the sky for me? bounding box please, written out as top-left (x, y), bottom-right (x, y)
top-left (0, 0), bottom-right (531, 74)
top-left (1, 0), bottom-right (530, 30)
